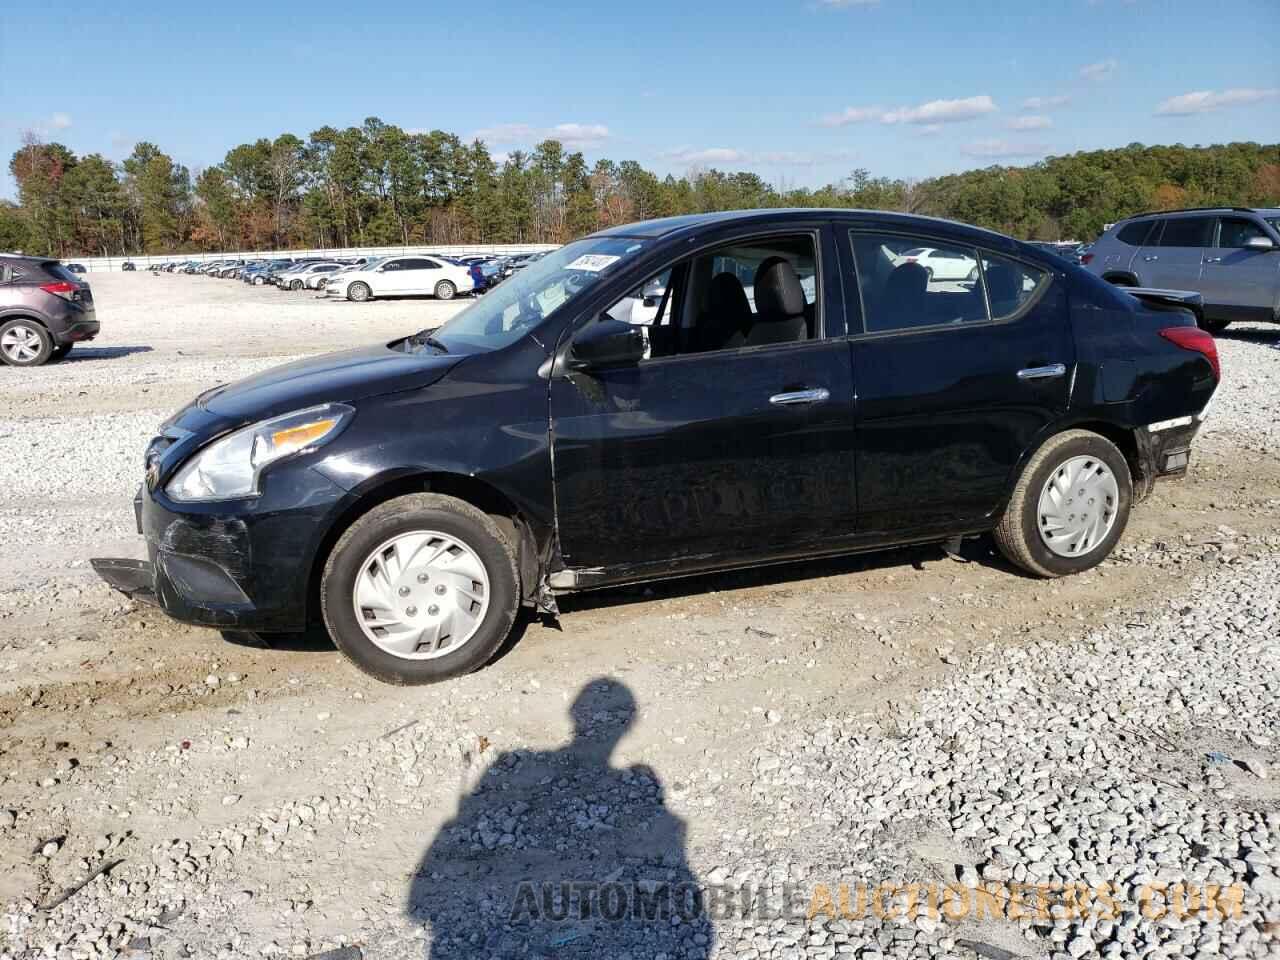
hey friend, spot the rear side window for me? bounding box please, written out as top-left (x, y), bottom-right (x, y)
top-left (1116, 220), bottom-right (1155, 246)
top-left (980, 254), bottom-right (1049, 320)
top-left (45, 262), bottom-right (81, 283)
top-left (1217, 217), bottom-right (1269, 248)
top-left (1156, 217), bottom-right (1213, 248)
top-left (848, 232), bottom-right (987, 333)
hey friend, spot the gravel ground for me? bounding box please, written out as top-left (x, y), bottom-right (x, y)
top-left (0, 275), bottom-right (1277, 960)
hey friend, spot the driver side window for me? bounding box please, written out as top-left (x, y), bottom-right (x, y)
top-left (599, 233), bottom-right (819, 360)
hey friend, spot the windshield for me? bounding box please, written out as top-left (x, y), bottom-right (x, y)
top-left (424, 236), bottom-right (647, 353)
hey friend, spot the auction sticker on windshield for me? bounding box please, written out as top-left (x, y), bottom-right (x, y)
top-left (566, 254), bottom-right (621, 272)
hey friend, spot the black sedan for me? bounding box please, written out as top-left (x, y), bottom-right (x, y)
top-left (94, 209), bottom-right (1219, 684)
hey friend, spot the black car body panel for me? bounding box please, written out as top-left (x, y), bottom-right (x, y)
top-left (98, 210), bottom-right (1218, 634)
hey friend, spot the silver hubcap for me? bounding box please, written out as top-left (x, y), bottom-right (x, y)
top-left (352, 530), bottom-right (490, 660)
top-left (1, 325), bottom-right (42, 362)
top-left (1037, 455), bottom-right (1119, 557)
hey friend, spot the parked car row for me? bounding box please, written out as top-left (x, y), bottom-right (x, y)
top-left (151, 250), bottom-right (554, 302)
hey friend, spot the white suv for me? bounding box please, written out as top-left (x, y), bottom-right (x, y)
top-left (325, 256), bottom-right (474, 302)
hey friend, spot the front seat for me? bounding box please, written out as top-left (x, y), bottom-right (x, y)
top-left (745, 257), bottom-right (809, 347)
top-left (879, 262), bottom-right (930, 329)
top-left (693, 272), bottom-right (752, 352)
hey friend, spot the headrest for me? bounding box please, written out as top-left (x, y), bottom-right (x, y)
top-left (885, 262), bottom-right (929, 298)
top-left (753, 257), bottom-right (806, 318)
top-left (708, 272), bottom-right (751, 316)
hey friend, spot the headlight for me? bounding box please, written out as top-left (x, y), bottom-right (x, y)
top-left (166, 403), bottom-right (354, 501)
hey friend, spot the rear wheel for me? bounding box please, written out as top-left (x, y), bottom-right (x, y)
top-left (320, 494), bottom-right (520, 684)
top-left (994, 430), bottom-right (1132, 578)
top-left (290, 279), bottom-right (303, 290)
top-left (0, 319), bottom-right (53, 367)
top-left (348, 282), bottom-right (372, 302)
top-left (434, 280), bottom-right (456, 301)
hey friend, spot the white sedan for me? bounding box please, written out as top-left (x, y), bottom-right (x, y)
top-left (276, 262), bottom-right (344, 290)
top-left (892, 246), bottom-right (979, 282)
top-left (324, 256), bottom-right (474, 302)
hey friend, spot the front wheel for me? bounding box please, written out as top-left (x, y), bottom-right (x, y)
top-left (994, 430), bottom-right (1132, 578)
top-left (434, 280), bottom-right (456, 301)
top-left (253, 276), bottom-right (265, 286)
top-left (321, 494), bottom-right (520, 684)
top-left (290, 279), bottom-right (303, 291)
top-left (0, 319), bottom-right (53, 367)
top-left (347, 282), bottom-right (372, 302)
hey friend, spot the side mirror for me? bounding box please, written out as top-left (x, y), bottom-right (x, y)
top-left (1245, 235), bottom-right (1276, 251)
top-left (567, 317), bottom-right (646, 371)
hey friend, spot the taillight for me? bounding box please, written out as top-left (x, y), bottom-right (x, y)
top-left (1080, 253), bottom-right (1094, 265)
top-left (40, 281), bottom-right (78, 301)
top-left (1160, 326), bottom-right (1219, 381)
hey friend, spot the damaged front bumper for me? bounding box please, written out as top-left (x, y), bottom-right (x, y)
top-left (94, 466), bottom-right (351, 632)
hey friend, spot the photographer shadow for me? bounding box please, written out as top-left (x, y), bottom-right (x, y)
top-left (407, 678), bottom-right (713, 959)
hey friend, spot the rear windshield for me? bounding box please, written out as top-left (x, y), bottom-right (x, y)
top-left (46, 262), bottom-right (81, 283)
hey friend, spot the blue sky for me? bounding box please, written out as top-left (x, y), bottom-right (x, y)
top-left (2, 0), bottom-right (1277, 197)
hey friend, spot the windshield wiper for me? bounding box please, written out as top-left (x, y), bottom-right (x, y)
top-left (409, 330), bottom-right (449, 353)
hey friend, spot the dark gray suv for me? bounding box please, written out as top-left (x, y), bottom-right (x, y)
top-left (1084, 206), bottom-right (1280, 333)
top-left (0, 255), bottom-right (99, 366)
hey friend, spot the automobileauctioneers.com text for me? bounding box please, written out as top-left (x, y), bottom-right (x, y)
top-left (506, 880), bottom-right (1250, 924)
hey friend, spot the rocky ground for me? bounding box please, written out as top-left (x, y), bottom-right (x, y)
top-left (1, 274), bottom-right (1277, 960)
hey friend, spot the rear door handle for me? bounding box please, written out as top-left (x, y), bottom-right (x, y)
top-left (769, 388), bottom-right (830, 406)
top-left (1017, 363), bottom-right (1067, 381)
top-left (1203, 257), bottom-right (1222, 263)
top-left (1142, 255), bottom-right (1159, 262)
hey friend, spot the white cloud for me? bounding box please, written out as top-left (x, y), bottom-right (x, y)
top-left (961, 138), bottom-right (1049, 159)
top-left (881, 95), bottom-right (998, 125)
top-left (1022, 94), bottom-right (1071, 111)
top-left (818, 105), bottom-right (886, 127)
top-left (819, 95), bottom-right (996, 128)
top-left (472, 121), bottom-right (610, 148)
top-left (1007, 115), bottom-right (1052, 131)
top-left (660, 146), bottom-right (856, 168)
top-left (1079, 59), bottom-right (1118, 81)
top-left (49, 112), bottom-right (72, 130)
top-left (1154, 87), bottom-right (1280, 116)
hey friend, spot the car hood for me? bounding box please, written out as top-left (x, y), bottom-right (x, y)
top-left (190, 342), bottom-right (463, 426)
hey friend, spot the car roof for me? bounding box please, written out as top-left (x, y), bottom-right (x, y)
top-left (589, 208), bottom-right (1021, 251)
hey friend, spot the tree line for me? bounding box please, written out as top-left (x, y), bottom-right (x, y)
top-left (4, 120), bottom-right (1277, 258)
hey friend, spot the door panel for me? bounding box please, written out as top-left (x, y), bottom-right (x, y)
top-left (844, 237), bottom-right (1075, 535)
top-left (1136, 217), bottom-right (1212, 290)
top-left (550, 341), bottom-right (857, 571)
top-left (1200, 218), bottom-right (1280, 320)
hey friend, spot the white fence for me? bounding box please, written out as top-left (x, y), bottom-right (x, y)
top-left (72, 243), bottom-right (560, 273)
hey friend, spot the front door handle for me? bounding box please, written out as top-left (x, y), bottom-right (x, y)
top-left (1142, 255), bottom-right (1159, 262)
top-left (1017, 363), bottom-right (1067, 381)
top-left (769, 387), bottom-right (830, 406)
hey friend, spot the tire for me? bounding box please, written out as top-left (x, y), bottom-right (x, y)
top-left (348, 282), bottom-right (372, 303)
top-left (0, 319), bottom-right (54, 367)
top-left (320, 493), bottom-right (520, 685)
top-left (924, 267), bottom-right (935, 282)
top-left (290, 279), bottom-right (303, 291)
top-left (994, 429), bottom-right (1133, 578)
top-left (50, 343), bottom-right (73, 362)
top-left (253, 276), bottom-right (265, 285)
top-left (966, 266), bottom-right (978, 282)
top-left (434, 280), bottom-right (456, 301)
top-left (1199, 318), bottom-right (1229, 335)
